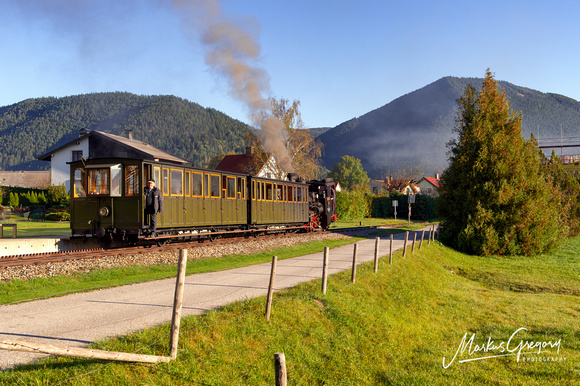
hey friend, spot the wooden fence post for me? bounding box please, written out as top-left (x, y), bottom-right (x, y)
top-left (351, 243), bottom-right (358, 284)
top-left (411, 232), bottom-right (417, 253)
top-left (275, 352), bottom-right (287, 386)
top-left (389, 234), bottom-right (393, 265)
top-left (373, 237), bottom-right (380, 273)
top-left (419, 230), bottom-right (425, 250)
top-left (169, 249), bottom-right (188, 359)
top-left (322, 247), bottom-right (329, 294)
top-left (265, 255), bottom-right (278, 321)
top-left (402, 231), bottom-right (409, 258)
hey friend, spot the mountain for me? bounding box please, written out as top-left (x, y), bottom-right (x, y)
top-left (0, 92), bottom-right (251, 171)
top-left (318, 76), bottom-right (580, 178)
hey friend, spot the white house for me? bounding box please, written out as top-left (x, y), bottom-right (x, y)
top-left (417, 175), bottom-right (441, 197)
top-left (216, 147), bottom-right (287, 180)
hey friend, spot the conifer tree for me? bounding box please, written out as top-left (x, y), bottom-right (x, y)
top-left (438, 70), bottom-right (566, 256)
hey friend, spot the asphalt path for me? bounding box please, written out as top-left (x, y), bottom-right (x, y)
top-left (0, 226), bottom-right (436, 370)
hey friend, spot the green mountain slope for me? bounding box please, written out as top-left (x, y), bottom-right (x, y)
top-left (0, 92), bottom-right (251, 170)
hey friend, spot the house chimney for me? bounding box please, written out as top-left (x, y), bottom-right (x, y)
top-left (436, 173), bottom-right (439, 180)
top-left (246, 146), bottom-right (253, 156)
top-left (79, 128), bottom-right (89, 137)
top-left (125, 129), bottom-right (133, 140)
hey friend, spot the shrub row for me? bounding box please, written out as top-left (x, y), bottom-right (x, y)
top-left (336, 191), bottom-right (438, 221)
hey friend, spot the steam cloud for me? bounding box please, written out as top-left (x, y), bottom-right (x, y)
top-left (172, 0), bottom-right (294, 172)
top-left (14, 0), bottom-right (294, 173)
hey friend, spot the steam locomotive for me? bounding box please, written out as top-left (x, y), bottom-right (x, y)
top-left (69, 157), bottom-right (337, 245)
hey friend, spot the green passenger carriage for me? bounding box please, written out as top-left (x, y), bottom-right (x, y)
top-left (69, 157), bottom-right (331, 245)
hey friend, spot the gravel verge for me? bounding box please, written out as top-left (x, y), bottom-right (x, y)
top-left (1, 231), bottom-right (358, 282)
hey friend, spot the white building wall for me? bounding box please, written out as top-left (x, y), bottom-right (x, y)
top-left (50, 137), bottom-right (89, 192)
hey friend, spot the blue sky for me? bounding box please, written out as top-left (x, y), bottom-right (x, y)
top-left (1, 0), bottom-right (578, 129)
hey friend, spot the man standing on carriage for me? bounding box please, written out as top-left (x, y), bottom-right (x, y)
top-left (144, 179), bottom-right (163, 235)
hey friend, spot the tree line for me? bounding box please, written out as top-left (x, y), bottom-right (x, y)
top-left (0, 92), bottom-right (251, 171)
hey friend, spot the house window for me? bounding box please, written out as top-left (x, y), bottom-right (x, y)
top-left (72, 151), bottom-right (83, 162)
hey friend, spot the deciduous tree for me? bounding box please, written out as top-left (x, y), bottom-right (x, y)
top-left (329, 155), bottom-right (370, 191)
top-left (250, 98), bottom-right (324, 180)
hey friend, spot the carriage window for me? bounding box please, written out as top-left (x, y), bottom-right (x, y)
top-left (297, 186), bottom-right (303, 202)
top-left (275, 184), bottom-right (282, 201)
top-left (74, 168), bottom-right (86, 198)
top-left (88, 168), bottom-right (109, 195)
top-left (185, 171), bottom-right (191, 197)
top-left (204, 173), bottom-right (210, 197)
top-left (237, 177), bottom-right (245, 199)
top-left (265, 182), bottom-right (273, 201)
top-left (171, 169), bottom-right (183, 196)
top-left (162, 168), bottom-right (169, 195)
top-left (287, 186), bottom-right (294, 202)
top-left (154, 167), bottom-right (161, 190)
top-left (125, 165), bottom-right (139, 196)
top-left (210, 174), bottom-right (220, 198)
top-left (227, 176), bottom-right (236, 199)
top-left (192, 172), bottom-right (203, 197)
top-left (110, 164), bottom-right (121, 197)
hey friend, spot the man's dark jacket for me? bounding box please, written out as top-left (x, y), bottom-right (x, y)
top-left (145, 186), bottom-right (163, 214)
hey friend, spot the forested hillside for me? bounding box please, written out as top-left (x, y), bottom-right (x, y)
top-left (0, 92), bottom-right (251, 170)
top-left (318, 76), bottom-right (580, 178)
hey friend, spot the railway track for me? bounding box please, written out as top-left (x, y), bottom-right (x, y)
top-left (0, 227), bottom-right (374, 269)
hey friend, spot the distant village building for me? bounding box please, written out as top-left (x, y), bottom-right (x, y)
top-left (216, 147), bottom-right (287, 180)
top-left (417, 175), bottom-right (441, 197)
top-left (369, 179), bottom-right (387, 194)
top-left (0, 171), bottom-right (51, 189)
top-left (37, 129), bottom-right (188, 191)
top-left (383, 176), bottom-right (420, 195)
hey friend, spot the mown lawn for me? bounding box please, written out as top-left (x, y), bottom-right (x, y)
top-left (2, 234), bottom-right (578, 385)
top-left (0, 221), bottom-right (70, 238)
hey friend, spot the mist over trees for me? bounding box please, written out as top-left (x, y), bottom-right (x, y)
top-left (246, 97), bottom-right (324, 180)
top-left (437, 70), bottom-right (568, 256)
top-left (317, 76), bottom-right (580, 179)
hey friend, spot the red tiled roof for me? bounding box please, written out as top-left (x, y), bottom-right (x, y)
top-left (0, 171), bottom-right (51, 189)
top-left (423, 177), bottom-right (441, 188)
top-left (216, 154), bottom-right (253, 174)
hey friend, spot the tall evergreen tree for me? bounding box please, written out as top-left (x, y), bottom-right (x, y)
top-left (438, 70), bottom-right (566, 256)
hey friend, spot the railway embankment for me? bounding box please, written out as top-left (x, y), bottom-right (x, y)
top-left (0, 231), bottom-right (352, 282)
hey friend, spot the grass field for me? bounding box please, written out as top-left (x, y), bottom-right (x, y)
top-left (2, 232), bottom-right (578, 385)
top-left (0, 221), bottom-right (70, 238)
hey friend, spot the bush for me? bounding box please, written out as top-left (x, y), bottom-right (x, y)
top-left (47, 184), bottom-right (69, 208)
top-left (336, 191), bottom-right (370, 220)
top-left (46, 210), bottom-right (70, 221)
top-left (9, 192), bottom-right (19, 208)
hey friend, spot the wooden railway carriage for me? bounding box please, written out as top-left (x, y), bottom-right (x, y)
top-left (248, 176), bottom-right (309, 227)
top-left (69, 157), bottom-right (313, 244)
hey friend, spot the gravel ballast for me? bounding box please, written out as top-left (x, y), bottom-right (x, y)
top-left (1, 231), bottom-right (352, 282)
